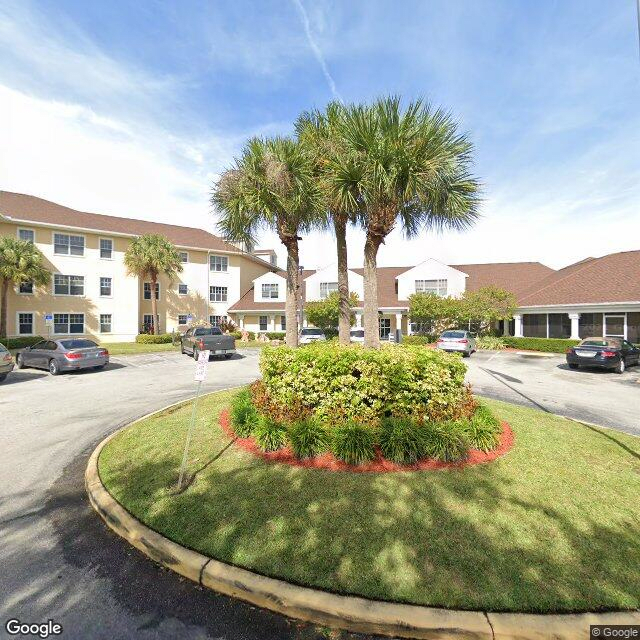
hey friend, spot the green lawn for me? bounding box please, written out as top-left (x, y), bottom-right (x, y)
top-left (98, 391), bottom-right (640, 613)
top-left (99, 341), bottom-right (180, 356)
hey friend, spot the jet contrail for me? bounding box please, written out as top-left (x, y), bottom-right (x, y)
top-left (291, 0), bottom-right (343, 102)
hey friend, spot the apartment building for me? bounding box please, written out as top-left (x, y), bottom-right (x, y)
top-left (0, 192), bottom-right (276, 341)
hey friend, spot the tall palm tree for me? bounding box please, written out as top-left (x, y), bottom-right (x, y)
top-left (338, 97), bottom-right (481, 347)
top-left (0, 237), bottom-right (50, 337)
top-left (124, 234), bottom-right (183, 335)
top-left (213, 136), bottom-right (321, 347)
top-left (296, 102), bottom-right (362, 345)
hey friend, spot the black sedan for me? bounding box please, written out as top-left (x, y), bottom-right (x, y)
top-left (566, 337), bottom-right (640, 374)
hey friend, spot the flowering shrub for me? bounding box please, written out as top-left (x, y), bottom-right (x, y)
top-left (259, 343), bottom-right (469, 426)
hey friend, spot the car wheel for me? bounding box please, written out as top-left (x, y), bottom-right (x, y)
top-left (225, 353), bottom-right (232, 359)
top-left (93, 364), bottom-right (105, 370)
top-left (568, 363), bottom-right (579, 370)
top-left (615, 359), bottom-right (625, 374)
top-left (49, 359), bottom-right (60, 376)
top-left (462, 351), bottom-right (470, 358)
top-left (0, 373), bottom-right (7, 382)
top-left (16, 354), bottom-right (25, 369)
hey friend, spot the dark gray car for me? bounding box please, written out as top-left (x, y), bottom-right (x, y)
top-left (0, 343), bottom-right (14, 382)
top-left (180, 326), bottom-right (236, 360)
top-left (16, 339), bottom-right (109, 375)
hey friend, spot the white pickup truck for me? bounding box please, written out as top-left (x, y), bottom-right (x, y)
top-left (180, 327), bottom-right (236, 360)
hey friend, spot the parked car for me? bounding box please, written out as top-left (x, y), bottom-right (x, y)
top-left (16, 339), bottom-right (109, 375)
top-left (0, 343), bottom-right (14, 382)
top-left (435, 330), bottom-right (476, 357)
top-left (350, 328), bottom-right (365, 343)
top-left (180, 326), bottom-right (236, 359)
top-left (566, 337), bottom-right (640, 374)
top-left (299, 327), bottom-right (327, 344)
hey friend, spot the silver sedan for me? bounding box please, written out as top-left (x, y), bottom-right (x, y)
top-left (435, 330), bottom-right (477, 357)
top-left (16, 338), bottom-right (109, 375)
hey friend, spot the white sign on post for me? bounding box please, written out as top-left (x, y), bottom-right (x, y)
top-left (44, 314), bottom-right (53, 326)
top-left (194, 350), bottom-right (210, 381)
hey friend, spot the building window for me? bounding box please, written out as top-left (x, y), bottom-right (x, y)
top-left (627, 313), bottom-right (640, 344)
top-left (19, 281), bottom-right (33, 294)
top-left (209, 315), bottom-right (224, 327)
top-left (100, 238), bottom-right (113, 259)
top-left (259, 315), bottom-right (268, 331)
top-left (178, 284), bottom-right (188, 295)
top-left (54, 274), bottom-right (85, 296)
top-left (548, 313), bottom-right (571, 339)
top-left (179, 251), bottom-right (189, 263)
top-left (578, 313), bottom-right (603, 338)
top-left (100, 314), bottom-right (112, 333)
top-left (210, 255), bottom-right (228, 272)
top-left (319, 282), bottom-right (338, 299)
top-left (100, 277), bottom-right (112, 297)
top-left (178, 315), bottom-right (189, 325)
top-left (143, 282), bottom-right (160, 300)
top-left (142, 314), bottom-right (156, 332)
top-left (19, 229), bottom-right (34, 243)
top-left (261, 283), bottom-right (279, 299)
top-left (54, 313), bottom-right (84, 334)
top-left (280, 315), bottom-right (286, 330)
top-left (54, 233), bottom-right (84, 256)
top-left (415, 279), bottom-right (447, 296)
top-left (379, 317), bottom-right (391, 339)
top-left (209, 286), bottom-right (228, 302)
top-left (522, 314), bottom-right (547, 338)
top-left (18, 312), bottom-right (33, 335)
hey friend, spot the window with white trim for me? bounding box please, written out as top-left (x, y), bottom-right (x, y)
top-left (259, 315), bottom-right (268, 331)
top-left (19, 281), bottom-right (33, 294)
top-left (100, 277), bottom-right (112, 297)
top-left (319, 282), bottom-right (338, 299)
top-left (100, 238), bottom-right (113, 259)
top-left (54, 233), bottom-right (84, 256)
top-left (179, 251), bottom-right (189, 263)
top-left (18, 229), bottom-right (34, 243)
top-left (178, 315), bottom-right (189, 325)
top-left (54, 313), bottom-right (84, 334)
top-left (415, 279), bottom-right (447, 296)
top-left (209, 286), bottom-right (227, 302)
top-left (54, 274), bottom-right (85, 296)
top-left (280, 315), bottom-right (286, 330)
top-left (143, 282), bottom-right (160, 300)
top-left (18, 312), bottom-right (33, 335)
top-left (100, 314), bottom-right (112, 333)
top-left (178, 284), bottom-right (188, 295)
top-left (209, 255), bottom-right (228, 272)
top-left (143, 314), bottom-right (155, 330)
top-left (209, 315), bottom-right (224, 327)
top-left (261, 283), bottom-right (279, 299)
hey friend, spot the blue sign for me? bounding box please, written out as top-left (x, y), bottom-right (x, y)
top-left (187, 314), bottom-right (193, 323)
top-left (45, 314), bottom-right (53, 322)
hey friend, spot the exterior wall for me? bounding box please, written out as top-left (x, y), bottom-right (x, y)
top-left (304, 264), bottom-right (364, 301)
top-left (397, 259), bottom-right (467, 300)
top-left (252, 272), bottom-right (287, 304)
top-left (238, 313), bottom-right (286, 334)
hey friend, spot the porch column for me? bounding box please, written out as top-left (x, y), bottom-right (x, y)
top-left (303, 312), bottom-right (308, 328)
top-left (568, 313), bottom-right (580, 340)
top-left (395, 313), bottom-right (403, 335)
top-left (503, 320), bottom-right (510, 336)
top-left (514, 314), bottom-right (523, 338)
top-left (238, 315), bottom-right (244, 329)
top-left (355, 311), bottom-right (363, 328)
top-left (270, 314), bottom-right (276, 331)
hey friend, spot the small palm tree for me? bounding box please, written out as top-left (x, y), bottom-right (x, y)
top-left (124, 234), bottom-right (183, 335)
top-left (296, 102), bottom-right (362, 345)
top-left (213, 136), bottom-right (321, 347)
top-left (338, 97), bottom-right (481, 347)
top-left (0, 237), bottom-right (50, 338)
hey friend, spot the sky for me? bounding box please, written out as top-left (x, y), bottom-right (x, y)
top-left (1, 0), bottom-right (639, 271)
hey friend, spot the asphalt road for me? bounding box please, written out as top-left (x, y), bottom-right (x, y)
top-left (1, 348), bottom-right (638, 640)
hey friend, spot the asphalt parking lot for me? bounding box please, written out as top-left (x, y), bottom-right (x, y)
top-left (1, 347), bottom-right (638, 640)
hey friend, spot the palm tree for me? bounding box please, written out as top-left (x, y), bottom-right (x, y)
top-left (337, 97), bottom-right (481, 347)
top-left (124, 234), bottom-right (183, 335)
top-left (296, 102), bottom-right (362, 345)
top-left (0, 238), bottom-right (50, 337)
top-left (213, 136), bottom-right (321, 347)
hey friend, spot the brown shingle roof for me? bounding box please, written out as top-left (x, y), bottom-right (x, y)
top-left (517, 251), bottom-right (640, 306)
top-left (451, 262), bottom-right (555, 296)
top-left (0, 191), bottom-right (244, 254)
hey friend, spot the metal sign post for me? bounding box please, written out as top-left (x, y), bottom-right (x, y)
top-left (44, 314), bottom-right (53, 338)
top-left (177, 349), bottom-right (210, 490)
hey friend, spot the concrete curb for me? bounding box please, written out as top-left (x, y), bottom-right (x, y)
top-left (86, 398), bottom-right (640, 640)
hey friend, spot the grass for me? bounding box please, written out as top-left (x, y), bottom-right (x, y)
top-left (98, 391), bottom-right (640, 613)
top-left (99, 341), bottom-right (180, 356)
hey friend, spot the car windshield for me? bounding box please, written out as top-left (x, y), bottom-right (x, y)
top-left (60, 339), bottom-right (98, 349)
top-left (301, 328), bottom-right (324, 336)
top-left (194, 328), bottom-right (222, 336)
top-left (579, 338), bottom-right (621, 348)
top-left (0, 343), bottom-right (7, 352)
top-left (350, 330), bottom-right (365, 337)
top-left (441, 331), bottom-right (466, 339)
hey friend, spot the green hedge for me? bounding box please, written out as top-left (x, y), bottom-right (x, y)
top-left (260, 342), bottom-right (468, 426)
top-left (502, 337), bottom-right (580, 353)
top-left (402, 334), bottom-right (437, 345)
top-left (135, 333), bottom-right (173, 344)
top-left (0, 335), bottom-right (44, 349)
top-left (266, 332), bottom-right (286, 340)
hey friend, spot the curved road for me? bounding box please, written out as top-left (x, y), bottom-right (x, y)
top-left (1, 348), bottom-right (637, 639)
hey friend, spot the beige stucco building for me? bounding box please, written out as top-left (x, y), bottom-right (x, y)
top-left (0, 192), bottom-right (276, 342)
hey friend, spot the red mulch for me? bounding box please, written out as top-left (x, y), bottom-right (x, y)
top-left (219, 410), bottom-right (514, 473)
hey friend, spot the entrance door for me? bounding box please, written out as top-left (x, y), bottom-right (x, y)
top-left (604, 314), bottom-right (625, 338)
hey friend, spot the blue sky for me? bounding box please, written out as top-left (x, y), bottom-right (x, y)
top-left (1, 0), bottom-right (639, 269)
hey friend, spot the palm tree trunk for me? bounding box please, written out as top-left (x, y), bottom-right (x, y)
top-left (150, 276), bottom-right (159, 335)
top-left (335, 215), bottom-right (351, 346)
top-left (284, 238), bottom-right (300, 347)
top-left (363, 233), bottom-right (382, 348)
top-left (0, 278), bottom-right (9, 338)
